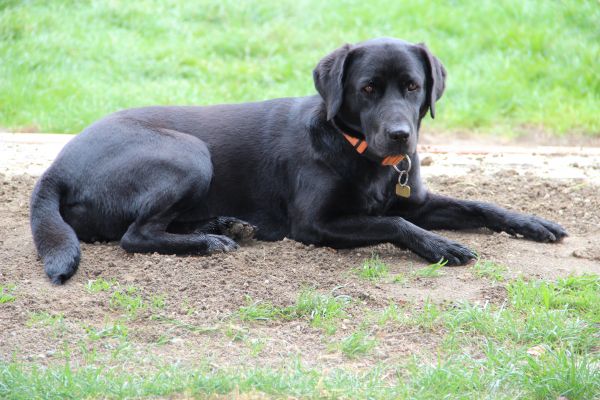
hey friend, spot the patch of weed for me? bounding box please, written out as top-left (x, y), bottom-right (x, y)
top-left (509, 274), bottom-right (599, 322)
top-left (446, 274), bottom-right (599, 354)
top-left (473, 259), bottom-right (508, 282)
top-left (414, 259), bottom-right (447, 278)
top-left (150, 315), bottom-right (219, 334)
top-left (0, 284), bottom-right (16, 303)
top-left (86, 278), bottom-right (116, 293)
top-left (150, 294), bottom-right (166, 310)
top-left (353, 255), bottom-right (389, 280)
top-left (236, 289), bottom-right (350, 333)
top-left (155, 335), bottom-right (170, 346)
top-left (290, 289), bottom-right (350, 333)
top-left (84, 321), bottom-right (129, 341)
top-left (374, 303), bottom-right (402, 326)
top-left (26, 311), bottom-right (64, 328)
top-left (237, 297), bottom-right (280, 321)
top-left (181, 298), bottom-right (196, 316)
top-left (246, 338), bottom-right (267, 357)
top-left (225, 325), bottom-right (248, 342)
top-left (409, 299), bottom-right (444, 331)
top-left (109, 286), bottom-right (145, 317)
top-left (339, 329), bottom-right (377, 358)
top-left (521, 346), bottom-right (600, 400)
top-left (392, 273), bottom-right (408, 285)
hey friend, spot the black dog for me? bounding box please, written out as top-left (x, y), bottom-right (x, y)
top-left (30, 38), bottom-right (567, 284)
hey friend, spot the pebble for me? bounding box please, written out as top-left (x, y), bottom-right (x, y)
top-left (420, 156), bottom-right (434, 166)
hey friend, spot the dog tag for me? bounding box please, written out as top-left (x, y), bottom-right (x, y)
top-left (395, 183), bottom-right (411, 198)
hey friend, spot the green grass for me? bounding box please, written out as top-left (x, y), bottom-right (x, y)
top-left (374, 303), bottom-right (403, 326)
top-left (1, 0), bottom-right (599, 135)
top-left (509, 274), bottom-right (600, 323)
top-left (26, 311), bottom-right (64, 328)
top-left (85, 278), bottom-right (116, 293)
top-left (246, 337), bottom-right (267, 357)
top-left (237, 289), bottom-right (351, 333)
top-left (150, 315), bottom-right (219, 334)
top-left (237, 297), bottom-right (282, 322)
top-left (473, 259), bottom-right (508, 282)
top-left (0, 284), bottom-right (16, 303)
top-left (1, 346), bottom-right (596, 399)
top-left (109, 286), bottom-right (145, 317)
top-left (84, 321), bottom-right (129, 341)
top-left (292, 288), bottom-right (350, 332)
top-left (407, 299), bottom-right (444, 331)
top-left (413, 259), bottom-right (447, 278)
top-left (339, 329), bottom-right (378, 358)
top-left (149, 294), bottom-right (166, 309)
top-left (1, 275), bottom-right (599, 399)
top-left (353, 255), bottom-right (389, 280)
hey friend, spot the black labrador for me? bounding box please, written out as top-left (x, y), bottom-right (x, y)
top-left (30, 38), bottom-right (567, 284)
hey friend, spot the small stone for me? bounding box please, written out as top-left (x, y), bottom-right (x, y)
top-left (420, 156), bottom-right (434, 166)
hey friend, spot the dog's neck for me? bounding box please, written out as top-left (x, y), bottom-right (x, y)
top-left (332, 115), bottom-right (364, 140)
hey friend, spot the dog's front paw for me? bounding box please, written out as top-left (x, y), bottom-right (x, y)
top-left (414, 233), bottom-right (477, 266)
top-left (502, 214), bottom-right (567, 243)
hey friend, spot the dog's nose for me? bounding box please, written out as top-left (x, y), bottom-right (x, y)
top-left (386, 124), bottom-right (411, 142)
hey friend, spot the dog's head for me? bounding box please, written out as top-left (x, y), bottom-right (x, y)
top-left (314, 38), bottom-right (446, 156)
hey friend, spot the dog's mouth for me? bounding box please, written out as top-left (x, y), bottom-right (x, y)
top-left (367, 135), bottom-right (414, 158)
top-left (334, 118), bottom-right (415, 161)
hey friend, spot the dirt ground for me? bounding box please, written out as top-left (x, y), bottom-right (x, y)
top-left (0, 133), bottom-right (599, 372)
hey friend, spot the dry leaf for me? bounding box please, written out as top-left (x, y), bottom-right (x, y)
top-left (527, 345), bottom-right (546, 357)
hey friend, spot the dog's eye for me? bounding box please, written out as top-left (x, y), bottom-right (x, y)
top-left (362, 82), bottom-right (374, 94)
top-left (407, 82), bottom-right (419, 92)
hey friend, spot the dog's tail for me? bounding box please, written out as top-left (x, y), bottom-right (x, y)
top-left (30, 172), bottom-right (80, 284)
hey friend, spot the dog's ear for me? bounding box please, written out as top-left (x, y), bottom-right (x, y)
top-left (417, 43), bottom-right (447, 119)
top-left (313, 44), bottom-right (352, 121)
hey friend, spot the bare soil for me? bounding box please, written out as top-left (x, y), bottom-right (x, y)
top-left (0, 134), bottom-right (599, 372)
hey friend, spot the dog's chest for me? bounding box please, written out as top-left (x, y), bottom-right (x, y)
top-left (357, 172), bottom-right (396, 214)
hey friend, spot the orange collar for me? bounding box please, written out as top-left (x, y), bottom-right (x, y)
top-left (342, 133), bottom-right (405, 166)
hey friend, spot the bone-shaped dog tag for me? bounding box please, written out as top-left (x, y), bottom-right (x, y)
top-left (395, 183), bottom-right (411, 198)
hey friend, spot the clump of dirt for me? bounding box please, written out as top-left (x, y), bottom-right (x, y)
top-left (0, 170), bottom-right (598, 370)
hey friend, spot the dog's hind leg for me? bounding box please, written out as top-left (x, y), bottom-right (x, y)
top-left (120, 189), bottom-right (240, 255)
top-left (121, 219), bottom-right (239, 255)
top-left (118, 153), bottom-right (241, 255)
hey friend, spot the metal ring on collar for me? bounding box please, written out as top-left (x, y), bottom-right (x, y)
top-left (392, 154), bottom-right (411, 174)
top-left (398, 170), bottom-right (409, 186)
